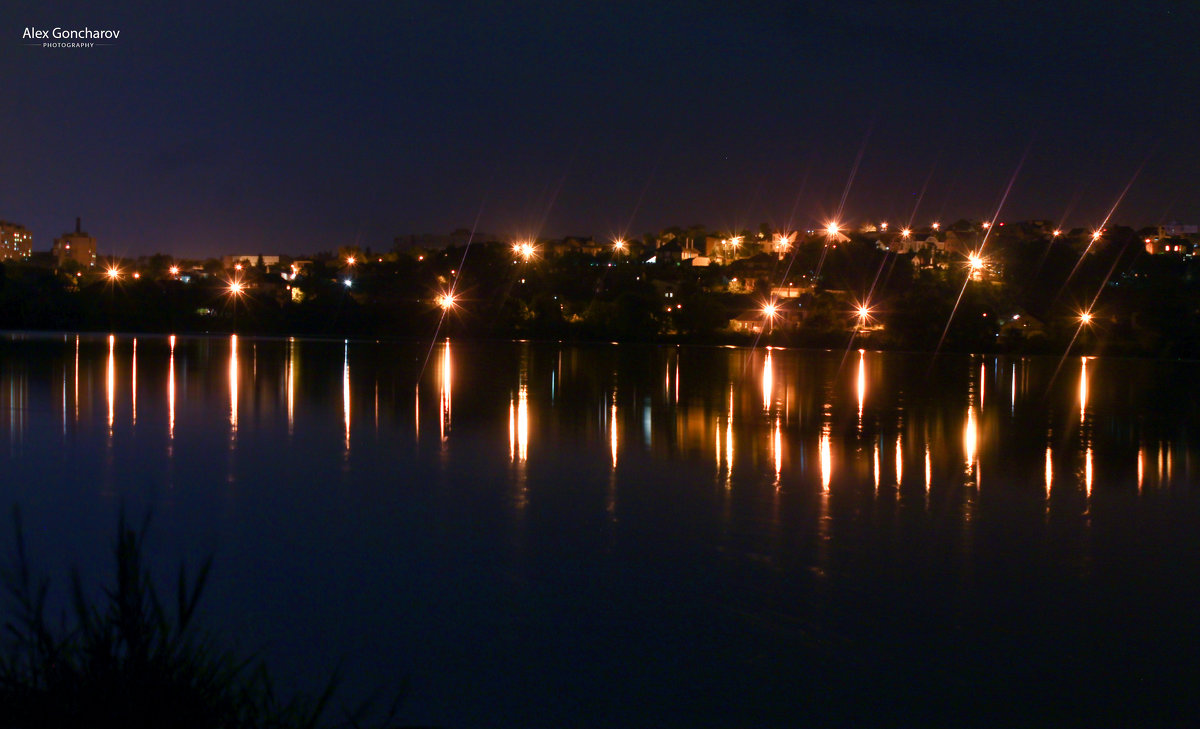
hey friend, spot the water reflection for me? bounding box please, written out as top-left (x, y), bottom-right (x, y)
top-left (131, 339), bottom-right (138, 426)
top-left (229, 335), bottom-right (239, 436)
top-left (107, 335), bottom-right (115, 433)
top-left (168, 335), bottom-right (176, 444)
top-left (440, 340), bottom-right (452, 441)
top-left (763, 350), bottom-right (773, 412)
top-left (610, 395), bottom-right (618, 469)
top-left (857, 349), bottom-right (866, 429)
top-left (343, 342), bottom-right (351, 454)
top-left (820, 423), bottom-right (831, 492)
top-left (287, 337), bottom-right (296, 436)
top-left (4, 334), bottom-right (1198, 535)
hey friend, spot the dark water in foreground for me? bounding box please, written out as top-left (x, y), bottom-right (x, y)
top-left (2, 333), bottom-right (1199, 726)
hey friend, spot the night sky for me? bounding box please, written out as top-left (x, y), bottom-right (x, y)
top-left (4, 0), bottom-right (1198, 258)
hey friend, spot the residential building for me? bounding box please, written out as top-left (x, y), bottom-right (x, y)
top-left (0, 220), bottom-right (33, 261)
top-left (51, 218), bottom-right (97, 268)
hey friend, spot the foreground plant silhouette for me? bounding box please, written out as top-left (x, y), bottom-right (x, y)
top-left (0, 511), bottom-right (402, 729)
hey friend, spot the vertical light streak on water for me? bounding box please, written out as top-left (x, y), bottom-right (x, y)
top-left (440, 340), bottom-right (452, 442)
top-left (74, 335), bottom-right (79, 423)
top-left (168, 335), bottom-right (176, 444)
top-left (925, 443), bottom-right (932, 495)
top-left (508, 399), bottom-right (516, 462)
top-left (61, 354), bottom-right (67, 436)
top-left (979, 362), bottom-right (985, 411)
top-left (1079, 357), bottom-right (1088, 424)
top-left (229, 335), bottom-right (238, 437)
top-left (763, 351), bottom-right (773, 413)
top-left (610, 395), bottom-right (619, 470)
top-left (1043, 443), bottom-right (1053, 499)
top-left (873, 439), bottom-right (880, 491)
top-left (1010, 362), bottom-right (1016, 416)
top-left (131, 338), bottom-right (138, 426)
top-left (343, 342), bottom-right (351, 455)
top-left (773, 416), bottom-right (782, 488)
top-left (107, 335), bottom-right (115, 433)
top-left (516, 386), bottom-right (529, 463)
top-left (820, 424), bottom-right (831, 493)
top-left (724, 385), bottom-right (734, 490)
top-left (607, 393), bottom-right (619, 518)
top-left (674, 356), bottom-right (679, 404)
top-left (857, 350), bottom-right (866, 432)
top-left (895, 434), bottom-right (903, 488)
top-left (1138, 446), bottom-right (1144, 492)
top-left (287, 337), bottom-right (295, 437)
top-left (965, 404), bottom-right (978, 478)
top-left (1085, 446), bottom-right (1093, 498)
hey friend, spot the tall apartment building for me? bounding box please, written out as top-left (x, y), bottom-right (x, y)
top-left (0, 220), bottom-right (33, 261)
top-left (52, 217), bottom-right (97, 268)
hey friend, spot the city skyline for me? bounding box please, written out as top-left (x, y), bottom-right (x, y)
top-left (4, 1), bottom-right (1198, 258)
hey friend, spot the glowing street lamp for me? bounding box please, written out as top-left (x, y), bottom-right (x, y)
top-left (825, 222), bottom-right (841, 238)
top-left (229, 281), bottom-right (244, 296)
top-left (1079, 310), bottom-right (1093, 325)
top-left (1053, 229), bottom-right (1063, 238)
top-left (169, 266), bottom-right (180, 277)
top-left (900, 228), bottom-right (912, 239)
top-left (106, 267), bottom-right (121, 280)
top-left (346, 256), bottom-right (357, 266)
top-left (968, 253), bottom-right (984, 271)
top-left (854, 303), bottom-right (873, 330)
top-left (1091, 230), bottom-right (1102, 242)
top-left (437, 292), bottom-right (456, 310)
top-left (931, 221), bottom-right (940, 231)
top-left (513, 241), bottom-right (536, 261)
top-left (342, 278), bottom-right (353, 288)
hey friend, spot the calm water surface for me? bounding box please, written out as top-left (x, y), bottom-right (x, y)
top-left (2, 333), bottom-right (1199, 726)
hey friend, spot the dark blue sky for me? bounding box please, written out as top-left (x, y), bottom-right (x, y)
top-left (3, 0), bottom-right (1198, 258)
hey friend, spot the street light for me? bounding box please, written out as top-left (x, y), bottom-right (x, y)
top-left (513, 241), bottom-right (536, 261)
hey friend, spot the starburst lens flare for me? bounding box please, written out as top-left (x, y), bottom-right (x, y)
top-left (107, 267), bottom-right (120, 279)
top-left (825, 222), bottom-right (840, 237)
top-left (229, 281), bottom-right (244, 295)
top-left (969, 254), bottom-right (984, 270)
top-left (763, 303), bottom-right (777, 318)
top-left (901, 228), bottom-right (912, 239)
top-left (513, 241), bottom-right (536, 260)
top-left (1080, 311), bottom-right (1093, 325)
top-left (438, 293), bottom-right (456, 310)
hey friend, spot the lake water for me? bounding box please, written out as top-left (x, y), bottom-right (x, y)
top-left (2, 333), bottom-right (1198, 726)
